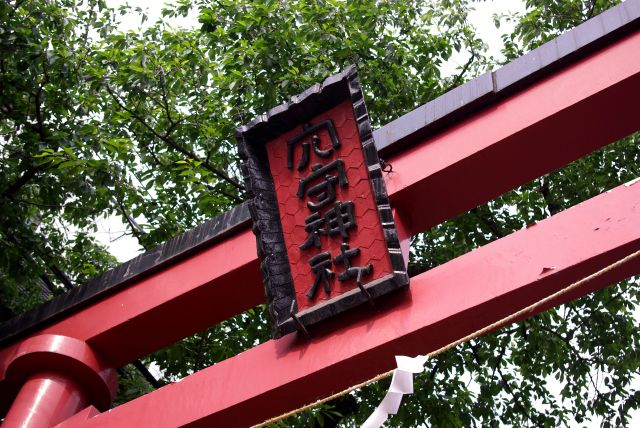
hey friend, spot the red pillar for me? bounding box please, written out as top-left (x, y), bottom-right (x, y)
top-left (2, 335), bottom-right (117, 428)
top-left (3, 372), bottom-right (87, 427)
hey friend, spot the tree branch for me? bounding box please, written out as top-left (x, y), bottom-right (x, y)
top-left (5, 233), bottom-right (73, 291)
top-left (9, 0), bottom-right (26, 18)
top-left (490, 343), bottom-right (507, 382)
top-left (132, 360), bottom-right (162, 389)
top-left (116, 198), bottom-right (149, 249)
top-left (538, 325), bottom-right (607, 408)
top-left (2, 167), bottom-right (42, 198)
top-left (157, 67), bottom-right (179, 129)
top-left (538, 324), bottom-right (603, 366)
top-left (444, 47), bottom-right (476, 93)
top-left (34, 87), bottom-right (46, 141)
top-left (50, 264), bottom-right (74, 290)
top-left (485, 341), bottom-right (534, 425)
top-left (138, 136), bottom-right (243, 204)
top-left (586, 0), bottom-right (597, 19)
top-left (2, 87), bottom-right (49, 198)
top-left (497, 365), bottom-right (534, 425)
top-left (538, 178), bottom-right (560, 216)
top-left (105, 84), bottom-right (245, 196)
top-left (192, 331), bottom-right (209, 372)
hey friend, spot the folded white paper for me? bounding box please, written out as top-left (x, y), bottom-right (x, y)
top-left (389, 369), bottom-right (413, 394)
top-left (360, 355), bottom-right (429, 427)
top-left (395, 355), bottom-right (429, 373)
top-left (379, 391), bottom-right (403, 415)
top-left (362, 407), bottom-right (388, 428)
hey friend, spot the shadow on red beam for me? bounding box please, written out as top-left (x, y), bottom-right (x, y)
top-left (385, 29), bottom-right (640, 234)
top-left (57, 179), bottom-right (640, 428)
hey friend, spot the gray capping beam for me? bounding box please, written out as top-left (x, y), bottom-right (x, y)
top-left (372, 72), bottom-right (495, 156)
top-left (1, 0), bottom-right (639, 346)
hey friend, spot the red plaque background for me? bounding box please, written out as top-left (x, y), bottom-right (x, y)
top-left (265, 100), bottom-right (393, 311)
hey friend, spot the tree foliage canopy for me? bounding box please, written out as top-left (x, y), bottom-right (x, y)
top-left (1, 0), bottom-right (638, 426)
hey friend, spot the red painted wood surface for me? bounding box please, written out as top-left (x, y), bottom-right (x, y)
top-left (4, 373), bottom-right (87, 428)
top-left (57, 179), bottom-right (640, 428)
top-left (266, 100), bottom-right (392, 310)
top-left (2, 26), bottom-right (640, 386)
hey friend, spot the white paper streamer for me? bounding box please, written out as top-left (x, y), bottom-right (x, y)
top-left (379, 391), bottom-right (403, 414)
top-left (362, 408), bottom-right (388, 428)
top-left (389, 369), bottom-right (413, 394)
top-left (361, 355), bottom-right (428, 428)
top-left (396, 355), bottom-right (428, 373)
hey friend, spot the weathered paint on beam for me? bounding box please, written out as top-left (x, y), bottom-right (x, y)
top-left (57, 179), bottom-right (640, 428)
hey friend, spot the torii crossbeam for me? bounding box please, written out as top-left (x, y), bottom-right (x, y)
top-left (1, 1), bottom-right (640, 427)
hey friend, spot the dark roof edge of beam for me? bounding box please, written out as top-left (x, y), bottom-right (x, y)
top-left (0, 202), bottom-right (252, 345)
top-left (373, 0), bottom-right (640, 156)
top-left (1, 0), bottom-right (639, 346)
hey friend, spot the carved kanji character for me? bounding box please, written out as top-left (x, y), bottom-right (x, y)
top-left (297, 142), bottom-right (311, 172)
top-left (299, 212), bottom-right (326, 250)
top-left (307, 252), bottom-right (334, 299)
top-left (333, 243), bottom-right (373, 283)
top-left (306, 173), bottom-right (338, 211)
top-left (324, 201), bottom-right (356, 239)
top-left (287, 120), bottom-right (341, 171)
top-left (297, 160), bottom-right (348, 211)
top-left (294, 135), bottom-right (335, 171)
top-left (312, 134), bottom-right (333, 158)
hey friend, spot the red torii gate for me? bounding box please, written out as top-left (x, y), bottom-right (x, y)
top-left (1, 1), bottom-right (640, 426)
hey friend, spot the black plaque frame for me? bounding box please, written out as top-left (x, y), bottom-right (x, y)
top-left (236, 66), bottom-right (409, 338)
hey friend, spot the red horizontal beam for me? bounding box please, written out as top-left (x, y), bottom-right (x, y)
top-left (2, 26), bottom-right (640, 380)
top-left (58, 178), bottom-right (640, 428)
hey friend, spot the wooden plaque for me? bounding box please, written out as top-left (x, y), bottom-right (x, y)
top-left (236, 66), bottom-right (409, 338)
